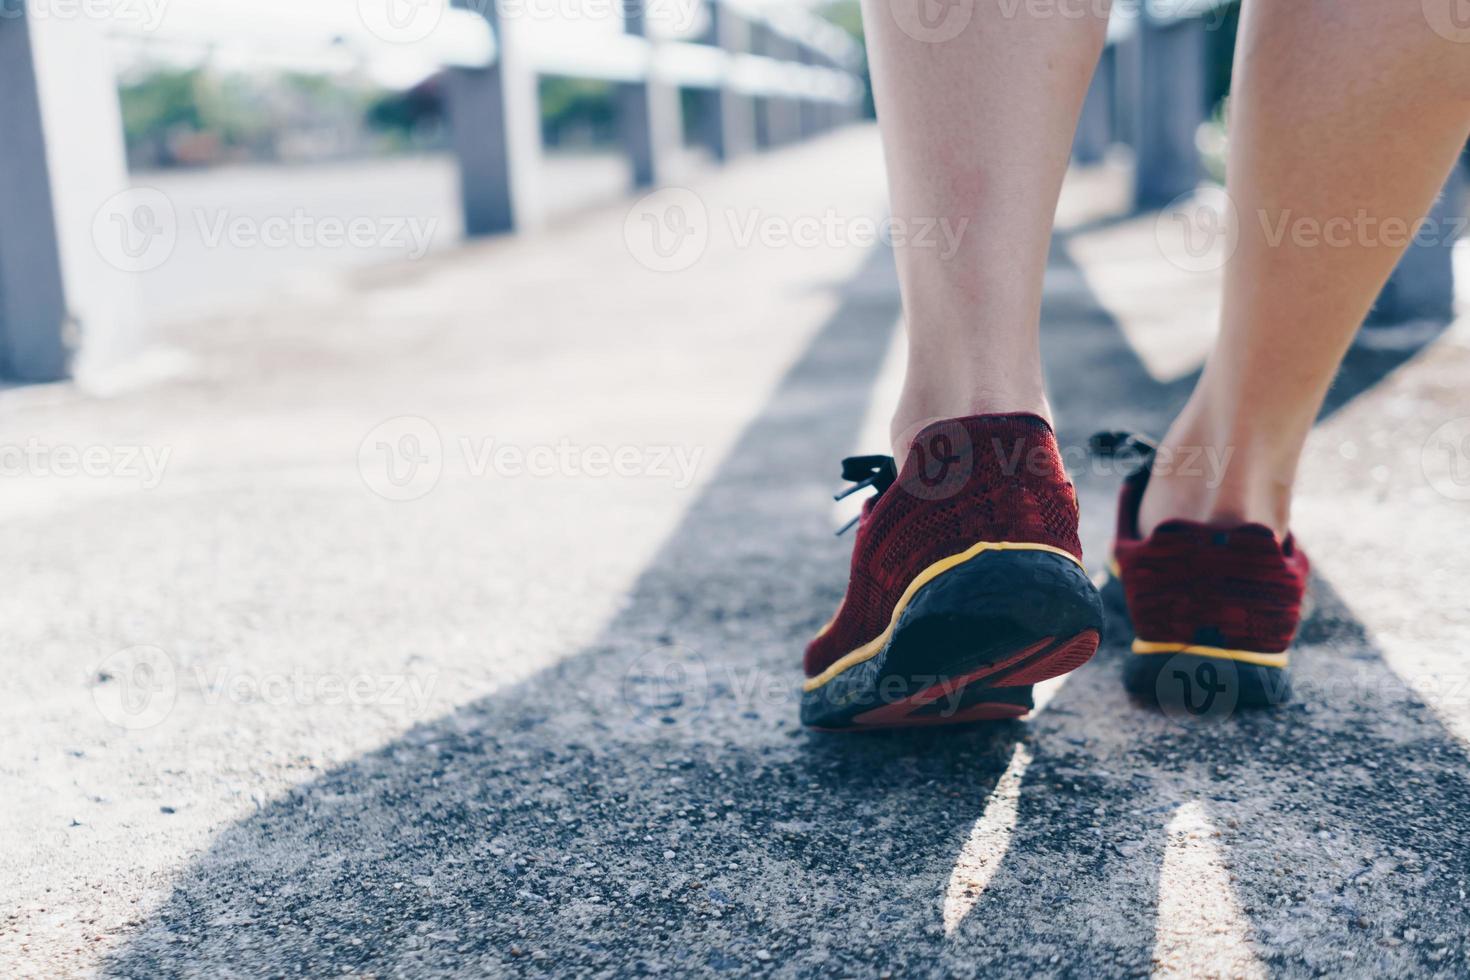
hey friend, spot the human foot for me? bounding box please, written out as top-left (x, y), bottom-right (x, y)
top-left (1134, 406), bottom-right (1296, 539)
top-left (1099, 436), bottom-right (1310, 709)
top-left (802, 413), bottom-right (1102, 730)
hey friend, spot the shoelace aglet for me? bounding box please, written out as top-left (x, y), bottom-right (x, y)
top-left (832, 475), bottom-right (877, 502)
top-left (1087, 430), bottom-right (1159, 459)
top-left (834, 514), bottom-right (862, 537)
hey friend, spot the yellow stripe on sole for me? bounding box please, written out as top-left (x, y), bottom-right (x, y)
top-left (802, 542), bottom-right (1085, 694)
top-left (1131, 639), bottom-right (1289, 669)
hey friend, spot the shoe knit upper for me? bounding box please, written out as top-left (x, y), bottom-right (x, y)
top-left (804, 413), bottom-right (1083, 678)
top-left (1112, 467), bottom-right (1310, 654)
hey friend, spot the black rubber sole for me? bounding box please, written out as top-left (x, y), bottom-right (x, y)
top-left (801, 548), bottom-right (1104, 731)
top-left (1102, 573), bottom-right (1292, 712)
top-left (1123, 651), bottom-right (1291, 716)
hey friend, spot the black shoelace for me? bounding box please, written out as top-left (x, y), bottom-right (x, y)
top-left (831, 455), bottom-right (898, 536)
top-left (1088, 430), bottom-right (1158, 464)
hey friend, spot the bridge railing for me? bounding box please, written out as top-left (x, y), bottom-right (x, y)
top-left (1073, 0), bottom-right (1463, 326)
top-left (446, 0), bottom-right (864, 234)
top-left (0, 0), bottom-right (865, 382)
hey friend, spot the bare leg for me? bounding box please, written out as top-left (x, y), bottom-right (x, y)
top-left (862, 0), bottom-right (1111, 456)
top-left (1140, 0), bottom-right (1470, 536)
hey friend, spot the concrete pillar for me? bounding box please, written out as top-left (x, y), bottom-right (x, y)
top-left (749, 25), bottom-right (803, 149)
top-left (750, 24), bottom-right (775, 150)
top-left (1134, 17), bottom-right (1206, 208)
top-left (693, 1), bottom-right (755, 162)
top-left (445, 1), bottom-right (543, 235)
top-left (0, 10), bottom-right (139, 382)
top-left (767, 37), bottom-right (804, 146)
top-left (1371, 164), bottom-right (1465, 324)
top-left (1112, 30), bottom-right (1143, 154)
top-left (1073, 45), bottom-right (1114, 165)
top-left (816, 100), bottom-right (835, 134)
top-left (619, 0), bottom-right (685, 188)
top-left (753, 96), bottom-right (772, 150)
top-left (798, 48), bottom-right (821, 140)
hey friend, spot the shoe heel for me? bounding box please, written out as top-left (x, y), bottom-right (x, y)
top-left (1124, 650), bottom-right (1292, 714)
top-left (801, 546), bottom-right (1103, 730)
top-left (888, 546), bottom-right (1104, 686)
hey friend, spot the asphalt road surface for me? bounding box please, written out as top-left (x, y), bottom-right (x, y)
top-left (5, 127), bottom-right (1470, 978)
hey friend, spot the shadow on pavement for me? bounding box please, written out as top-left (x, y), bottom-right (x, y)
top-left (105, 240), bottom-right (1470, 977)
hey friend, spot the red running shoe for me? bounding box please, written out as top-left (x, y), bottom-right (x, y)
top-left (1096, 433), bottom-right (1310, 709)
top-left (801, 413), bottom-right (1103, 731)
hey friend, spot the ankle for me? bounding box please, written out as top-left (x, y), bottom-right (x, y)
top-left (1139, 466), bottom-right (1292, 538)
top-left (890, 385), bottom-right (1052, 462)
top-left (1137, 412), bottom-right (1296, 538)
